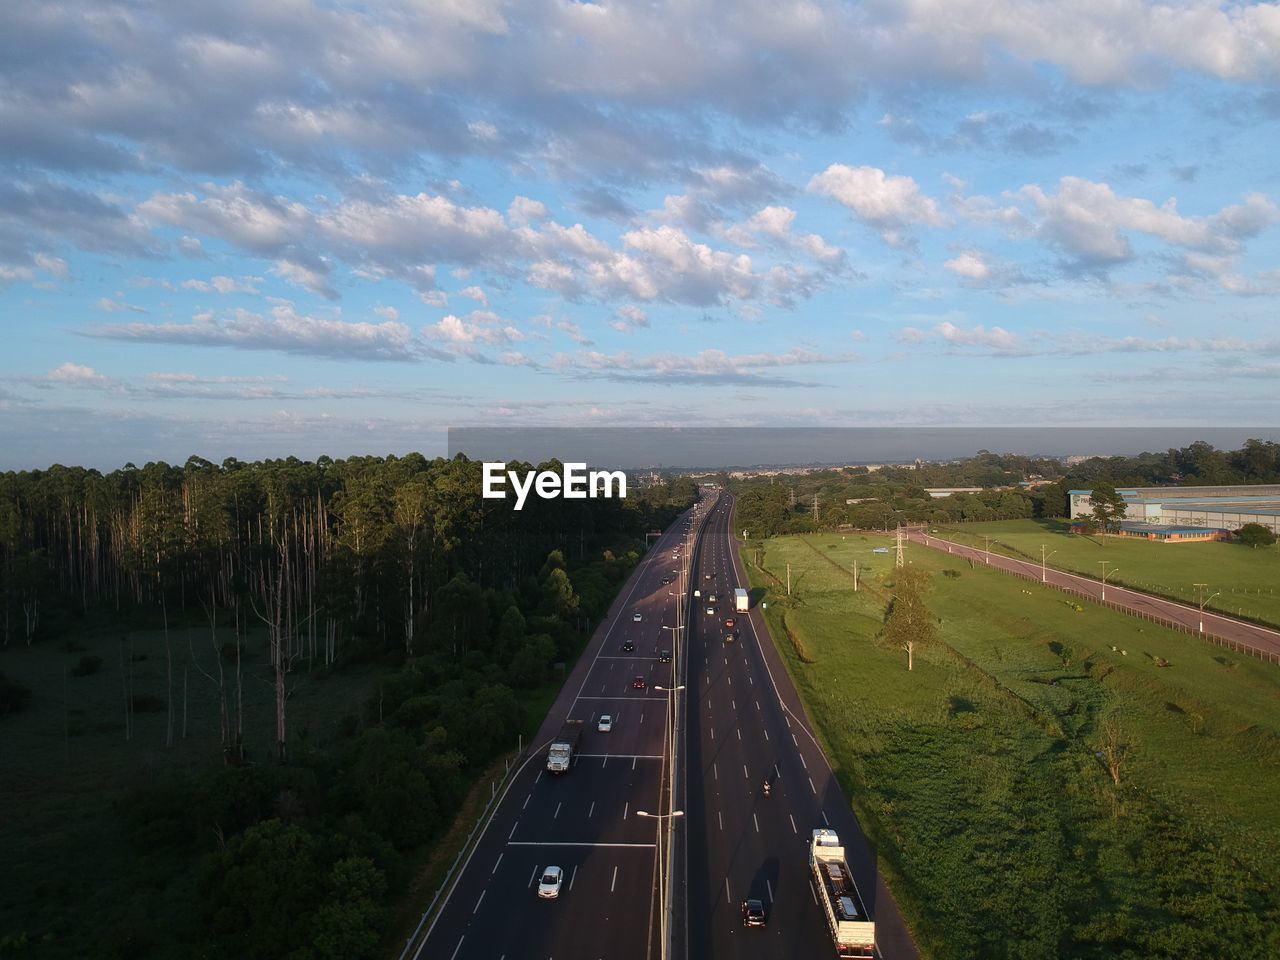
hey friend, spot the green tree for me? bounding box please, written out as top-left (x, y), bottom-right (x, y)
top-left (313, 856), bottom-right (387, 960)
top-left (1235, 522), bottom-right (1277, 548)
top-left (1088, 481), bottom-right (1128, 534)
top-left (879, 567), bottom-right (938, 672)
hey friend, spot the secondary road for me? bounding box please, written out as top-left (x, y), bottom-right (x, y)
top-left (685, 494), bottom-right (920, 959)
top-left (906, 528), bottom-right (1280, 662)
top-left (410, 498), bottom-right (709, 960)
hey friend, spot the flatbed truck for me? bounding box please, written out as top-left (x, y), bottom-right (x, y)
top-left (810, 828), bottom-right (875, 958)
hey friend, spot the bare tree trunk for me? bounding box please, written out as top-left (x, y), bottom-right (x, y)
top-left (907, 639), bottom-right (914, 672)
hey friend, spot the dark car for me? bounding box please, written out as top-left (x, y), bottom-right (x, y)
top-left (741, 899), bottom-right (766, 927)
top-left (622, 639), bottom-right (635, 653)
top-left (632, 675), bottom-right (647, 690)
top-left (659, 649), bottom-right (671, 663)
top-left (723, 630), bottom-right (739, 643)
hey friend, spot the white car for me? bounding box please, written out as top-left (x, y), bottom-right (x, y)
top-left (633, 613), bottom-right (642, 622)
top-left (538, 866), bottom-right (564, 899)
top-left (597, 714), bottom-right (613, 733)
top-left (706, 606), bottom-right (716, 616)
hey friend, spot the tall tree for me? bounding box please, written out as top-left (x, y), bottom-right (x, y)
top-left (879, 566), bottom-right (939, 672)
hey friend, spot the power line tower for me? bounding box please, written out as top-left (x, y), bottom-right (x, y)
top-left (813, 493), bottom-right (818, 522)
top-left (895, 525), bottom-right (906, 569)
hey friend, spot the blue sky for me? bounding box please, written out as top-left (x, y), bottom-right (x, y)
top-left (2, 1), bottom-right (1279, 469)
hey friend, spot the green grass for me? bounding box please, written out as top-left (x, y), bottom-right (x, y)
top-left (743, 533), bottom-right (1280, 960)
top-left (930, 518), bottom-right (1280, 628)
top-left (0, 620), bottom-right (384, 956)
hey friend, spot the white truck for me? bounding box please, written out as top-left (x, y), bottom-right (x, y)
top-left (809, 828), bottom-right (875, 958)
top-left (546, 720), bottom-right (583, 773)
top-left (734, 588), bottom-right (749, 613)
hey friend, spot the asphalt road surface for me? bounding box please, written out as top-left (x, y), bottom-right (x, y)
top-left (412, 498), bottom-right (706, 960)
top-left (684, 494), bottom-right (919, 960)
top-left (413, 493), bottom-right (922, 959)
top-left (906, 528), bottom-right (1280, 662)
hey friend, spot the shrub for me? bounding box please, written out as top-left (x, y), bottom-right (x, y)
top-left (0, 672), bottom-right (32, 716)
top-left (71, 655), bottom-right (104, 677)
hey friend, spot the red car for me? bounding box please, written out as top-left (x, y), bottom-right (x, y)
top-left (723, 617), bottom-right (736, 629)
top-left (632, 676), bottom-right (647, 690)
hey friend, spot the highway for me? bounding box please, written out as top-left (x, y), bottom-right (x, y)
top-left (411, 497), bottom-right (705, 960)
top-left (411, 490), bottom-right (921, 959)
top-left (684, 494), bottom-right (919, 960)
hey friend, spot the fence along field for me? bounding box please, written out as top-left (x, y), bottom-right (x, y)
top-left (744, 532), bottom-right (1280, 960)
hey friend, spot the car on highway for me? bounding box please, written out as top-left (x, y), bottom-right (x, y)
top-left (632, 675), bottom-right (647, 690)
top-left (741, 899), bottom-right (766, 927)
top-left (708, 593), bottom-right (717, 603)
top-left (704, 573), bottom-right (713, 580)
top-left (661, 577), bottom-right (670, 584)
top-left (723, 617), bottom-right (736, 628)
top-left (723, 630), bottom-right (739, 643)
top-left (538, 866), bottom-right (564, 899)
top-left (633, 613), bottom-right (643, 622)
top-left (705, 606), bottom-right (716, 616)
top-left (693, 589), bottom-right (701, 597)
top-left (659, 649), bottom-right (671, 663)
top-left (622, 639), bottom-right (635, 652)
top-left (597, 714), bottom-right (613, 733)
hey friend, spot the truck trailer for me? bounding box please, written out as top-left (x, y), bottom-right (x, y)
top-left (546, 720), bottom-right (583, 773)
top-left (809, 828), bottom-right (875, 958)
top-left (734, 588), bottom-right (749, 613)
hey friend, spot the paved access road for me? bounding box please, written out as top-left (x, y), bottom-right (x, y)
top-left (684, 494), bottom-right (920, 960)
top-left (906, 529), bottom-right (1280, 662)
top-left (411, 498), bottom-right (707, 960)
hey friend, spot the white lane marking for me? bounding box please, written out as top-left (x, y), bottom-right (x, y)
top-left (763, 728), bottom-right (769, 741)
top-left (823, 810), bottom-right (830, 826)
top-left (707, 698), bottom-right (712, 713)
top-left (724, 877), bottom-right (731, 904)
top-left (602, 755), bottom-right (608, 769)
top-left (736, 728), bottom-right (741, 741)
top-left (748, 676), bottom-right (753, 686)
top-left (785, 715), bottom-right (792, 728)
top-left (493, 853), bottom-right (504, 874)
top-left (727, 675), bottom-right (732, 686)
top-left (570, 866), bottom-right (578, 890)
top-left (589, 801), bottom-right (595, 818)
top-left (451, 937), bottom-right (465, 960)
top-left (601, 684), bottom-right (606, 693)
top-left (611, 865), bottom-right (619, 892)
top-left (731, 699), bottom-right (736, 711)
top-left (528, 865), bottom-right (539, 887)
top-left (718, 810), bottom-right (723, 831)
top-left (742, 763), bottom-right (749, 780)
top-left (755, 700), bottom-right (761, 711)
top-left (640, 711), bottom-right (645, 724)
top-left (713, 762), bottom-right (718, 781)
top-left (792, 734), bottom-right (799, 747)
top-left (623, 802), bottom-right (629, 820)
top-left (808, 777), bottom-right (816, 795)
top-left (789, 813), bottom-right (797, 834)
top-left (523, 793), bottom-right (531, 810)
top-left (535, 770), bottom-right (543, 784)
top-left (509, 822), bottom-right (518, 840)
top-left (800, 753), bottom-right (808, 770)
top-left (473, 890), bottom-right (486, 914)
top-left (632, 756), bottom-right (637, 770)
top-left (767, 879), bottom-right (773, 904)
top-left (753, 812), bottom-right (759, 833)
top-left (710, 725), bottom-right (715, 740)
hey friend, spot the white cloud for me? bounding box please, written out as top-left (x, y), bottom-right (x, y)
top-left (46, 362), bottom-right (117, 389)
top-left (459, 285), bottom-right (489, 306)
top-left (86, 303), bottom-right (417, 361)
top-left (808, 164), bottom-right (946, 245)
top-left (935, 320), bottom-right (1021, 351)
top-left (181, 275), bottom-right (259, 295)
top-left (554, 346), bottom-right (856, 386)
top-left (425, 312), bottom-right (526, 347)
top-left (96, 297), bottom-right (146, 313)
top-left (944, 251), bottom-right (991, 280)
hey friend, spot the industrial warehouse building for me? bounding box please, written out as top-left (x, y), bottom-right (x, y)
top-left (1068, 485), bottom-right (1280, 538)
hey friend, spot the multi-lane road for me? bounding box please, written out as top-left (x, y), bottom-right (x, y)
top-left (412, 490), bottom-right (919, 959)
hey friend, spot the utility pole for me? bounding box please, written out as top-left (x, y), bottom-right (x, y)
top-left (982, 535), bottom-right (998, 564)
top-left (1040, 544), bottom-right (1056, 584)
top-left (853, 559), bottom-right (858, 592)
top-left (787, 562), bottom-right (791, 596)
top-left (813, 493), bottom-right (818, 522)
top-left (895, 526), bottom-right (905, 569)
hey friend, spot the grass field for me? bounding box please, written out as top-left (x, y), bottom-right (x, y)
top-left (744, 532), bottom-right (1280, 960)
top-left (931, 518), bottom-right (1280, 628)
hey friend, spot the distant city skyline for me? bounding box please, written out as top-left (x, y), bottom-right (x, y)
top-left (2, 2), bottom-right (1279, 469)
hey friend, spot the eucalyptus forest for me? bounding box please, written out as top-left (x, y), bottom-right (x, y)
top-left (0, 454), bottom-right (696, 959)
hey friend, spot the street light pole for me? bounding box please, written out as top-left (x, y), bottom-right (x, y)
top-left (1193, 583), bottom-right (1220, 633)
top-left (983, 536), bottom-right (999, 564)
top-left (1098, 561), bottom-right (1119, 601)
top-left (1040, 544), bottom-right (1057, 584)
